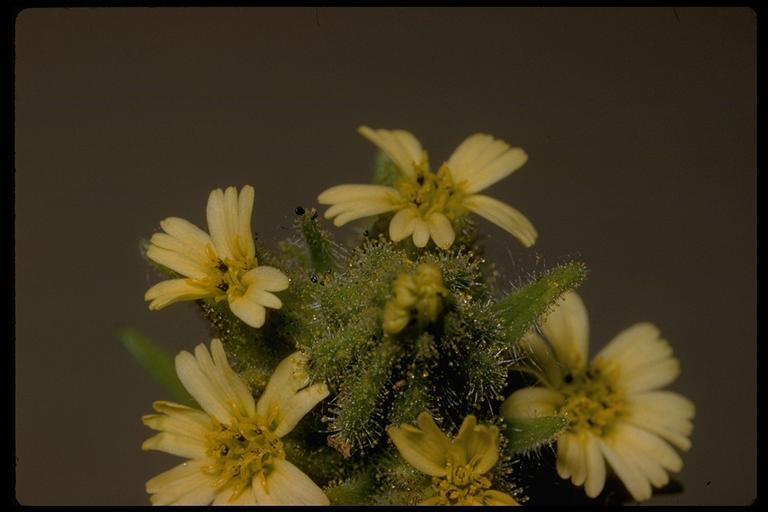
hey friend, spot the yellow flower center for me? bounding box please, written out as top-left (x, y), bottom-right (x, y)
top-left (427, 460), bottom-right (494, 505)
top-left (395, 160), bottom-right (466, 220)
top-left (382, 263), bottom-right (449, 335)
top-left (203, 416), bottom-right (285, 501)
top-left (202, 244), bottom-right (256, 302)
top-left (558, 358), bottom-right (625, 436)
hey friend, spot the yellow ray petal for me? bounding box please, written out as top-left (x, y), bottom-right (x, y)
top-left (387, 412), bottom-right (451, 477)
top-left (463, 194), bottom-right (537, 247)
top-left (242, 265), bottom-right (290, 292)
top-left (427, 212), bottom-right (455, 249)
top-left (273, 383), bottom-right (330, 437)
top-left (229, 297), bottom-right (267, 328)
top-left (317, 184), bottom-right (400, 204)
top-left (145, 279), bottom-right (212, 310)
top-left (141, 431), bottom-right (207, 459)
top-left (538, 290), bottom-right (590, 373)
top-left (500, 387), bottom-right (564, 419)
top-left (358, 126), bottom-right (424, 179)
top-left (389, 207), bottom-right (420, 242)
top-left (252, 458), bottom-right (329, 505)
top-left (412, 219), bottom-right (430, 247)
top-left (454, 415), bottom-right (499, 475)
top-left (175, 348), bottom-right (233, 423)
top-left (584, 432), bottom-right (606, 498)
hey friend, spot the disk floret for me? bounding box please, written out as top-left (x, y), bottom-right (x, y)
top-left (559, 360), bottom-right (625, 437)
top-left (204, 416), bottom-right (286, 500)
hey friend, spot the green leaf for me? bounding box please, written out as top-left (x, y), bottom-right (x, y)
top-left (304, 309), bottom-right (380, 385)
top-left (501, 416), bottom-right (568, 454)
top-left (495, 261), bottom-right (587, 345)
top-left (119, 328), bottom-right (195, 406)
top-left (297, 208), bottom-right (338, 274)
top-left (327, 338), bottom-right (401, 456)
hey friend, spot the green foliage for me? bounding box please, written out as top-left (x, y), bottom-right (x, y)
top-left (303, 309), bottom-right (380, 386)
top-left (496, 261), bottom-right (587, 345)
top-left (297, 207), bottom-right (339, 275)
top-left (388, 334), bottom-right (436, 425)
top-left (280, 216), bottom-right (589, 468)
top-left (282, 437), bottom-right (348, 485)
top-left (197, 299), bottom-right (287, 394)
top-left (431, 247), bottom-right (488, 298)
top-left (119, 328), bottom-right (194, 406)
top-left (277, 237), bottom-right (310, 267)
top-left (373, 453), bottom-right (432, 505)
top-left (328, 337), bottom-right (402, 454)
top-left (501, 416), bottom-right (568, 455)
top-left (441, 297), bottom-right (510, 412)
top-left (323, 469), bottom-right (378, 505)
top-left (137, 169), bottom-right (596, 505)
top-left (315, 238), bottom-right (409, 319)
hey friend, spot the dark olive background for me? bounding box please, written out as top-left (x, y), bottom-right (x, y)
top-left (14, 7), bottom-right (755, 505)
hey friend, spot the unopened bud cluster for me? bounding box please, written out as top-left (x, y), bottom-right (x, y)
top-left (382, 263), bottom-right (449, 335)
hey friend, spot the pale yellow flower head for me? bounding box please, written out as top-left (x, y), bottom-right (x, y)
top-left (382, 263), bottom-right (449, 335)
top-left (317, 126), bottom-right (537, 250)
top-left (144, 185), bottom-right (290, 328)
top-left (501, 291), bottom-right (695, 502)
top-left (142, 339), bottom-right (330, 505)
top-left (387, 412), bottom-right (519, 506)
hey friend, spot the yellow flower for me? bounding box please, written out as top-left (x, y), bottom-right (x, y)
top-left (144, 185), bottom-right (289, 328)
top-left (318, 126), bottom-right (537, 250)
top-left (501, 291), bottom-right (695, 502)
top-left (387, 412), bottom-right (519, 506)
top-left (142, 339), bottom-right (330, 505)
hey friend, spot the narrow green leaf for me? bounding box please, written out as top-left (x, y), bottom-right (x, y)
top-left (298, 208), bottom-right (338, 274)
top-left (328, 338), bottom-right (401, 456)
top-left (496, 261), bottom-right (587, 344)
top-left (502, 416), bottom-right (568, 454)
top-left (119, 328), bottom-right (195, 406)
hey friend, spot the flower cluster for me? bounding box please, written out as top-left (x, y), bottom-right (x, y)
top-left (144, 186), bottom-right (288, 328)
top-left (318, 126), bottom-right (537, 249)
top-left (502, 291), bottom-right (694, 502)
top-left (135, 126), bottom-right (694, 506)
top-left (388, 412), bottom-right (518, 505)
top-left (142, 340), bottom-right (329, 505)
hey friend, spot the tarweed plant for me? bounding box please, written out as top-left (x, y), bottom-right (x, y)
top-left (128, 126), bottom-right (694, 505)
